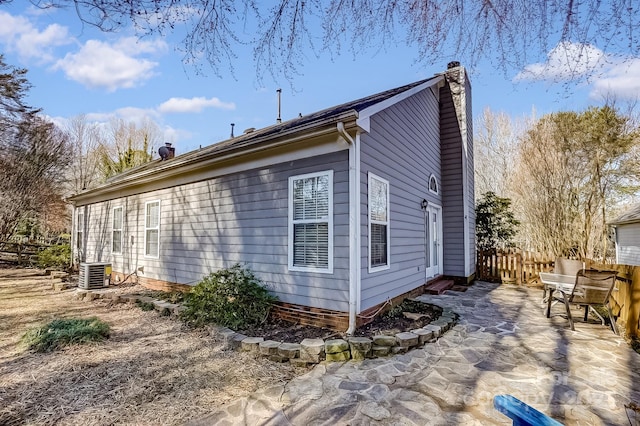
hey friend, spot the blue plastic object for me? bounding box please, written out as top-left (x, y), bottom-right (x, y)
top-left (494, 395), bottom-right (563, 426)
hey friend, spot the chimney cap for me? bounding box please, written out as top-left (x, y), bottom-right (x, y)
top-left (447, 61), bottom-right (460, 69)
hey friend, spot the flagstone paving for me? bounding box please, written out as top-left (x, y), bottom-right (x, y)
top-left (189, 281), bottom-right (640, 425)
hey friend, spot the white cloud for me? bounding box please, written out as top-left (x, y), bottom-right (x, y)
top-left (515, 41), bottom-right (640, 100)
top-left (0, 10), bottom-right (71, 62)
top-left (54, 37), bottom-right (167, 91)
top-left (514, 42), bottom-right (607, 82)
top-left (162, 125), bottom-right (193, 143)
top-left (590, 59), bottom-right (640, 100)
top-left (85, 107), bottom-right (158, 123)
top-left (158, 96), bottom-right (236, 113)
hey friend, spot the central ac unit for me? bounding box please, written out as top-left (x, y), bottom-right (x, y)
top-left (79, 262), bottom-right (111, 290)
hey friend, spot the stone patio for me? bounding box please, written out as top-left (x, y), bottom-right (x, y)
top-left (189, 281), bottom-right (640, 425)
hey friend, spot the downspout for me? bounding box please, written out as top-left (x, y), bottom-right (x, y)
top-left (337, 121), bottom-right (360, 335)
top-left (71, 204), bottom-right (76, 270)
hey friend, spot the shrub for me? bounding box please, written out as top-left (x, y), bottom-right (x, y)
top-left (135, 300), bottom-right (156, 311)
top-left (21, 317), bottom-right (110, 352)
top-left (475, 191), bottom-right (519, 250)
top-left (181, 264), bottom-right (277, 329)
top-left (37, 244), bottom-right (71, 270)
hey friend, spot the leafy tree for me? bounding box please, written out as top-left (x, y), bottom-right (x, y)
top-left (475, 191), bottom-right (519, 251)
top-left (9, 0), bottom-right (639, 82)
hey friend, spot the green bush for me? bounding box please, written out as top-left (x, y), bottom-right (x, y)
top-left (180, 264), bottom-right (277, 329)
top-left (135, 300), bottom-right (156, 311)
top-left (37, 244), bottom-right (71, 269)
top-left (21, 317), bottom-right (110, 352)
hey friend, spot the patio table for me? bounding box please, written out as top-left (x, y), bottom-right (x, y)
top-left (539, 272), bottom-right (576, 318)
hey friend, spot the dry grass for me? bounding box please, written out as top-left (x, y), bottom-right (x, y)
top-left (0, 267), bottom-right (304, 425)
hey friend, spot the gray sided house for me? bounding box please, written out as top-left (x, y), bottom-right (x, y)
top-left (611, 204), bottom-right (640, 266)
top-left (69, 64), bottom-right (475, 332)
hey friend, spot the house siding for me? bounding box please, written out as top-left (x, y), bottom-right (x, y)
top-left (464, 76), bottom-right (476, 277)
top-left (439, 68), bottom-right (474, 279)
top-left (616, 223), bottom-right (640, 266)
top-left (440, 82), bottom-right (465, 276)
top-left (359, 87), bottom-right (442, 311)
top-left (79, 151), bottom-right (351, 312)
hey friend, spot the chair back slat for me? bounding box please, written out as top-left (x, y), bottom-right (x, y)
top-left (554, 258), bottom-right (584, 276)
top-left (570, 270), bottom-right (617, 305)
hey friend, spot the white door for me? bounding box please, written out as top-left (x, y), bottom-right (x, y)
top-left (425, 204), bottom-right (443, 279)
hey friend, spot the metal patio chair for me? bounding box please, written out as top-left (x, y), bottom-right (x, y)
top-left (542, 258), bottom-right (584, 303)
top-left (555, 269), bottom-right (619, 334)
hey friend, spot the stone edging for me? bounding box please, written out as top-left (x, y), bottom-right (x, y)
top-left (210, 307), bottom-right (457, 366)
top-left (70, 288), bottom-right (457, 365)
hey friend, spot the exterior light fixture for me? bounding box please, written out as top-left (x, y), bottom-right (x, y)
top-left (421, 199), bottom-right (428, 210)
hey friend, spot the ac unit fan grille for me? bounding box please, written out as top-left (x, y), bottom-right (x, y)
top-left (79, 263), bottom-right (110, 290)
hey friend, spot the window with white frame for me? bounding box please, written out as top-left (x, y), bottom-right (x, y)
top-left (76, 210), bottom-right (84, 253)
top-left (144, 201), bottom-right (160, 257)
top-left (429, 174), bottom-right (438, 194)
top-left (112, 206), bottom-right (123, 254)
top-left (288, 171), bottom-right (333, 272)
top-left (369, 173), bottom-right (390, 271)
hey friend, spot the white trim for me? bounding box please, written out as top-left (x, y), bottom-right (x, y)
top-left (144, 200), bottom-right (161, 259)
top-left (368, 173), bottom-right (391, 273)
top-left (74, 207), bottom-right (84, 263)
top-left (457, 69), bottom-right (472, 277)
top-left (356, 76), bottom-right (444, 132)
top-left (76, 208), bottom-right (85, 261)
top-left (287, 170), bottom-right (334, 274)
top-left (428, 174), bottom-right (439, 194)
top-left (111, 206), bottom-right (123, 255)
top-left (425, 203), bottom-right (443, 279)
top-left (355, 133), bottom-right (362, 313)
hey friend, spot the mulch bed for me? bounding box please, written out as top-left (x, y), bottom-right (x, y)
top-left (238, 299), bottom-right (443, 342)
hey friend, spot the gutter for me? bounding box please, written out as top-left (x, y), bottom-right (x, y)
top-left (337, 121), bottom-right (360, 336)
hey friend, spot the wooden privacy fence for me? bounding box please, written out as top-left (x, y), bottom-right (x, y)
top-left (476, 249), bottom-right (554, 285)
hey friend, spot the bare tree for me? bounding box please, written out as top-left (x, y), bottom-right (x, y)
top-left (99, 117), bottom-right (162, 179)
top-left (0, 56), bottom-right (71, 242)
top-left (511, 105), bottom-right (640, 259)
top-left (474, 107), bottom-right (528, 199)
top-left (0, 113), bottom-right (71, 242)
top-left (6, 0), bottom-right (639, 81)
top-left (66, 114), bottom-right (103, 194)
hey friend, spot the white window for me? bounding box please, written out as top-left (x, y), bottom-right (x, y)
top-left (76, 210), bottom-right (84, 254)
top-left (112, 206), bottom-right (123, 254)
top-left (429, 174), bottom-right (438, 194)
top-left (144, 201), bottom-right (160, 258)
top-left (288, 171), bottom-right (333, 273)
top-left (369, 173), bottom-right (390, 271)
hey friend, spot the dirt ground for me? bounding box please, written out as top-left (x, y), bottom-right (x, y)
top-left (0, 267), bottom-right (304, 426)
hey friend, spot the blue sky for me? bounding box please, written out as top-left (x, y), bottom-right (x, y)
top-left (1, 3), bottom-right (638, 154)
